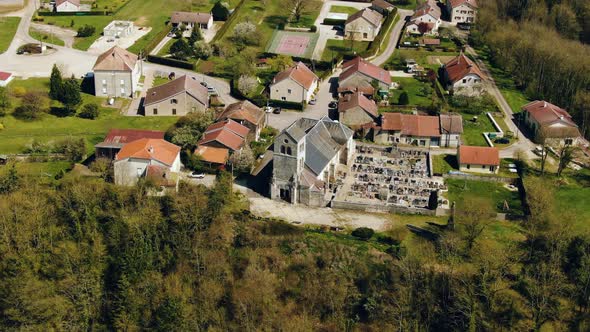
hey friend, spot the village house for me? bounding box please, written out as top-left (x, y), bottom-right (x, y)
top-left (144, 75), bottom-right (209, 116)
top-left (93, 46), bottom-right (142, 98)
top-left (439, 113), bottom-right (464, 148)
top-left (0, 71), bottom-right (14, 87)
top-left (443, 53), bottom-right (485, 95)
top-left (216, 100), bottom-right (266, 141)
top-left (447, 0), bottom-right (477, 24)
top-left (374, 113), bottom-right (441, 147)
top-left (114, 138), bottom-right (181, 186)
top-left (345, 8), bottom-right (383, 41)
top-left (270, 62), bottom-right (318, 104)
top-left (458, 145), bottom-right (500, 174)
top-left (94, 128), bottom-right (165, 160)
top-left (55, 0), bottom-right (80, 12)
top-left (338, 92), bottom-right (379, 131)
top-left (521, 100), bottom-right (581, 146)
top-left (406, 0), bottom-right (441, 35)
top-left (370, 0), bottom-right (395, 15)
top-left (103, 20), bottom-right (134, 38)
top-left (198, 119), bottom-right (250, 152)
top-left (271, 117), bottom-right (355, 207)
top-left (338, 56), bottom-right (392, 97)
top-left (171, 11), bottom-right (213, 30)
top-left (194, 145), bottom-right (229, 168)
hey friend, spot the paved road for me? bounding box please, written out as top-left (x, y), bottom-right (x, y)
top-left (369, 9), bottom-right (412, 66)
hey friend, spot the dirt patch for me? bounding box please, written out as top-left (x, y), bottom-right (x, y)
top-left (427, 55), bottom-right (456, 65)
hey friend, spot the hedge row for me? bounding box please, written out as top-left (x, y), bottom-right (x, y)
top-left (359, 8), bottom-right (398, 57)
top-left (147, 55), bottom-right (195, 70)
top-left (322, 18), bottom-right (346, 25)
top-left (269, 99), bottom-right (304, 110)
top-left (210, 0), bottom-right (247, 43)
top-left (37, 10), bottom-right (112, 16)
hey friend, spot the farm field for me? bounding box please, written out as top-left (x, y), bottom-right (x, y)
top-left (0, 17), bottom-right (20, 54)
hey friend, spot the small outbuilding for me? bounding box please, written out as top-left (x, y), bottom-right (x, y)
top-left (103, 21), bottom-right (134, 38)
top-left (458, 145), bottom-right (500, 174)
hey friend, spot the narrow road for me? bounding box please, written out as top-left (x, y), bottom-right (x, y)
top-left (369, 9), bottom-right (412, 66)
top-left (465, 45), bottom-right (537, 158)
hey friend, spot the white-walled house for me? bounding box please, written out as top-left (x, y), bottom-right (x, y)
top-left (114, 138), bottom-right (181, 186)
top-left (406, 0), bottom-right (441, 35)
top-left (55, 0), bottom-right (80, 12)
top-left (171, 12), bottom-right (213, 30)
top-left (443, 53), bottom-right (485, 95)
top-left (93, 46), bottom-right (142, 98)
top-left (270, 62), bottom-right (318, 104)
top-left (447, 0), bottom-right (477, 24)
top-left (458, 145), bottom-right (500, 174)
top-left (522, 100), bottom-right (581, 146)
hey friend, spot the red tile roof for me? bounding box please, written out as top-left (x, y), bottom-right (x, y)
top-left (411, 0), bottom-right (441, 20)
top-left (420, 38), bottom-right (440, 45)
top-left (337, 85), bottom-right (375, 95)
top-left (449, 0), bottom-right (478, 9)
top-left (93, 46), bottom-right (138, 71)
top-left (0, 71), bottom-right (12, 81)
top-left (338, 92), bottom-right (378, 118)
top-left (194, 146), bottom-right (229, 164)
top-left (96, 128), bottom-right (165, 148)
top-left (198, 119), bottom-right (249, 151)
top-left (444, 53), bottom-right (485, 84)
top-left (522, 100), bottom-right (578, 128)
top-left (217, 100), bottom-right (264, 126)
top-left (381, 113), bottom-right (440, 137)
top-left (459, 146), bottom-right (499, 166)
top-left (272, 62), bottom-right (318, 90)
top-left (116, 138), bottom-right (180, 166)
top-left (144, 75), bottom-right (209, 107)
top-left (340, 56), bottom-right (392, 85)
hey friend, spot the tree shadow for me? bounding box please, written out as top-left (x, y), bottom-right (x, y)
top-left (443, 154), bottom-right (458, 169)
top-left (264, 15), bottom-right (288, 28)
top-left (50, 106), bottom-right (75, 117)
top-left (80, 75), bottom-right (95, 95)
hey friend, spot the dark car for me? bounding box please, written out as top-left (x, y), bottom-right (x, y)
top-left (457, 23), bottom-right (471, 31)
top-left (272, 107), bottom-right (282, 114)
top-left (328, 101), bottom-right (338, 108)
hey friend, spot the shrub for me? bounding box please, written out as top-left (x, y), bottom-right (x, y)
top-left (78, 103), bottom-right (99, 119)
top-left (310, 25), bottom-right (317, 32)
top-left (398, 91), bottom-right (410, 105)
top-left (351, 227), bottom-right (375, 241)
top-left (11, 86), bottom-right (26, 98)
top-left (76, 25), bottom-right (96, 37)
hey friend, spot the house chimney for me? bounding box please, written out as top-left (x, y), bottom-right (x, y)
top-left (148, 146), bottom-right (154, 153)
top-left (543, 101), bottom-right (547, 108)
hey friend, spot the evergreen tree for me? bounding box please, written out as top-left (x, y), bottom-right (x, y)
top-left (61, 77), bottom-right (82, 113)
top-left (212, 1), bottom-right (230, 21)
top-left (398, 91), bottom-right (410, 105)
top-left (49, 64), bottom-right (63, 101)
top-left (188, 26), bottom-right (202, 45)
top-left (170, 38), bottom-right (191, 60)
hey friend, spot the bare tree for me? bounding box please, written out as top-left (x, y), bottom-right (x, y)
top-left (288, 0), bottom-right (312, 22)
top-left (556, 144), bottom-right (576, 177)
top-left (456, 196), bottom-right (495, 252)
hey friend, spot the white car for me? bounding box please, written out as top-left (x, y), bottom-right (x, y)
top-left (188, 172), bottom-right (205, 179)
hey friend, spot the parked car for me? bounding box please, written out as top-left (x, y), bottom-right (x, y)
top-left (200, 81), bottom-right (208, 87)
top-left (188, 172), bottom-right (205, 179)
top-left (328, 101), bottom-right (338, 108)
top-left (207, 86), bottom-right (216, 94)
top-left (273, 107), bottom-right (282, 114)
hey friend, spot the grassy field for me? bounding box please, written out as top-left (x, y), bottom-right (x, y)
top-left (41, 15), bottom-right (113, 50)
top-left (432, 154), bottom-right (457, 175)
top-left (445, 178), bottom-right (523, 216)
top-left (329, 5), bottom-right (359, 15)
top-left (553, 169), bottom-right (590, 233)
top-left (288, 0), bottom-right (322, 28)
top-left (389, 77), bottom-right (433, 107)
top-left (0, 17), bottom-right (20, 54)
top-left (461, 113), bottom-right (496, 146)
top-left (0, 78), bottom-right (177, 154)
top-left (387, 49), bottom-right (460, 71)
top-left (321, 39), bottom-right (370, 61)
top-left (29, 27), bottom-right (66, 47)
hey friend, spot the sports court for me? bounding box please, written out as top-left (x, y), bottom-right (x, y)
top-left (266, 30), bottom-right (319, 59)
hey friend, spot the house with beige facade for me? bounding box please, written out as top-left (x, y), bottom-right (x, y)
top-left (338, 56), bottom-right (392, 97)
top-left (55, 0), bottom-right (80, 12)
top-left (447, 0), bottom-right (477, 24)
top-left (171, 11), bottom-right (213, 30)
top-left (458, 145), bottom-right (500, 174)
top-left (270, 62), bottom-right (318, 104)
top-left (338, 92), bottom-right (379, 130)
top-left (114, 138), bottom-right (181, 186)
top-left (216, 100), bottom-right (266, 141)
top-left (345, 8), bottom-right (383, 41)
top-left (143, 75), bottom-right (209, 116)
top-left (522, 100), bottom-right (581, 146)
top-left (93, 46), bottom-right (142, 98)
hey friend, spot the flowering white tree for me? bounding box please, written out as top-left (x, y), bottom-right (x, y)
top-left (237, 75), bottom-right (258, 96)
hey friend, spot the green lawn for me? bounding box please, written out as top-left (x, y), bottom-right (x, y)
top-left (329, 5), bottom-right (360, 15)
top-left (29, 28), bottom-right (66, 47)
top-left (41, 15), bottom-right (113, 50)
top-left (390, 0), bottom-right (417, 10)
top-left (389, 77), bottom-right (434, 107)
top-left (0, 78), bottom-right (177, 154)
top-left (445, 178), bottom-right (523, 216)
top-left (554, 169), bottom-right (590, 232)
top-left (156, 37), bottom-right (175, 56)
top-left (0, 17), bottom-right (20, 54)
top-left (288, 0), bottom-right (322, 28)
top-left (461, 113), bottom-right (496, 146)
top-left (432, 154), bottom-right (458, 175)
top-left (387, 49), bottom-right (460, 71)
top-left (321, 39), bottom-right (370, 62)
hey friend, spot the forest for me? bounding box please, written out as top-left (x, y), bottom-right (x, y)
top-left (0, 166), bottom-right (589, 331)
top-left (471, 0), bottom-right (590, 138)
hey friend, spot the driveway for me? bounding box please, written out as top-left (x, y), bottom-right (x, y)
top-left (369, 9), bottom-right (412, 66)
top-left (88, 27), bottom-right (152, 55)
